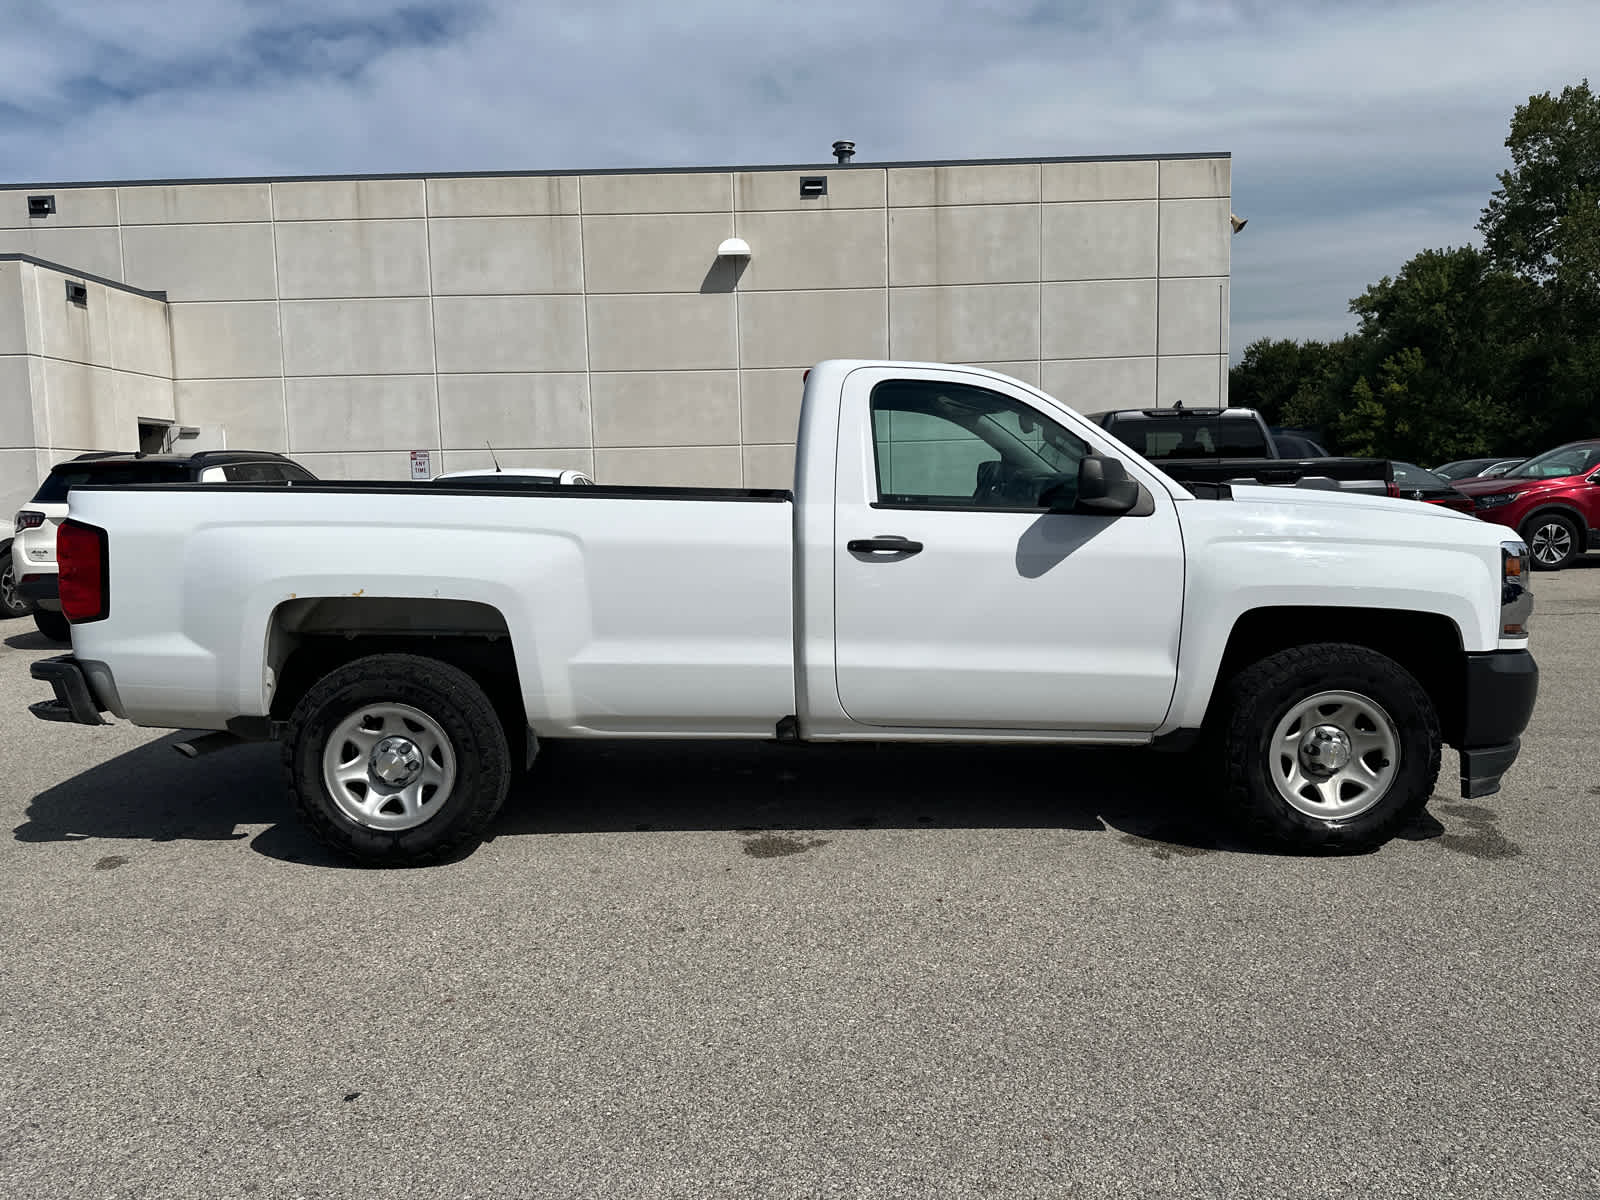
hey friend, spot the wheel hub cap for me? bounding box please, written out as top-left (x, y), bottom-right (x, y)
top-left (1299, 724), bottom-right (1352, 774)
top-left (370, 736), bottom-right (424, 787)
top-left (1269, 689), bottom-right (1401, 821)
top-left (1532, 524), bottom-right (1570, 564)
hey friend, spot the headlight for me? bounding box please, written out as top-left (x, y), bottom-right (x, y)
top-left (1501, 539), bottom-right (1532, 636)
top-left (1475, 492), bottom-right (1520, 508)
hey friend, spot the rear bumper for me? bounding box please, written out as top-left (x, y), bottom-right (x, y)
top-left (29, 655), bottom-right (106, 726)
top-left (18, 572), bottom-right (59, 607)
top-left (1454, 650), bottom-right (1538, 798)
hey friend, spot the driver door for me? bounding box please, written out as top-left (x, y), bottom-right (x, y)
top-left (832, 367), bottom-right (1186, 732)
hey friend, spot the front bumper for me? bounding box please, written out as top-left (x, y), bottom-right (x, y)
top-left (1454, 650), bottom-right (1538, 798)
top-left (29, 655), bottom-right (107, 726)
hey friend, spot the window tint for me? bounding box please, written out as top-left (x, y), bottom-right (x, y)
top-left (1391, 462), bottom-right (1449, 490)
top-left (31, 462), bottom-right (188, 503)
top-left (223, 463), bottom-right (277, 482)
top-left (870, 380), bottom-right (1088, 510)
top-left (279, 463), bottom-right (318, 482)
top-left (1273, 434), bottom-right (1328, 458)
top-left (1104, 415), bottom-right (1269, 459)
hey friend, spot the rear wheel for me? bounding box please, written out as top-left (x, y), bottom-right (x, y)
top-left (1219, 643), bottom-right (1441, 852)
top-left (284, 653), bottom-right (512, 866)
top-left (0, 556), bottom-right (30, 618)
top-left (1523, 512), bottom-right (1581, 571)
top-left (33, 608), bottom-right (70, 642)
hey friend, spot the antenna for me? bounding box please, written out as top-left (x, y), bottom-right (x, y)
top-left (487, 442), bottom-right (502, 472)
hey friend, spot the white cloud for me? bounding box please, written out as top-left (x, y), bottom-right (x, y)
top-left (0, 0), bottom-right (1595, 353)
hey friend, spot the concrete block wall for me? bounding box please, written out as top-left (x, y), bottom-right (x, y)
top-left (0, 155), bottom-right (1230, 489)
top-left (0, 257), bottom-right (174, 518)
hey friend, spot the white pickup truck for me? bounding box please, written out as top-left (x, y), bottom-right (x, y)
top-left (30, 361), bottom-right (1538, 865)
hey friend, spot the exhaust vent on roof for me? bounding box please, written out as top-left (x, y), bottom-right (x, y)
top-left (832, 140), bottom-right (855, 164)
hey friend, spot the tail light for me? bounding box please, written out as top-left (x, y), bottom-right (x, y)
top-left (57, 520), bottom-right (109, 624)
top-left (1385, 480), bottom-right (1400, 498)
top-left (15, 510), bottom-right (45, 531)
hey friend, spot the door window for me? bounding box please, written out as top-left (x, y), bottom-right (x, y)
top-left (870, 379), bottom-right (1088, 510)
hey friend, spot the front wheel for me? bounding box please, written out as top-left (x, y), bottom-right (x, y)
top-left (1523, 512), bottom-right (1581, 571)
top-left (284, 653), bottom-right (512, 866)
top-left (1219, 643), bottom-right (1441, 852)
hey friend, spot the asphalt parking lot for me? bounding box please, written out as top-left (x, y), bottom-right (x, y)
top-left (2, 568), bottom-right (1597, 1200)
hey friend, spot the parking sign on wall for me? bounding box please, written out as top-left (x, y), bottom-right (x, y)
top-left (410, 450), bottom-right (431, 480)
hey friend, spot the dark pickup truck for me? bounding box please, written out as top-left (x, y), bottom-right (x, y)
top-left (1085, 406), bottom-right (1393, 496)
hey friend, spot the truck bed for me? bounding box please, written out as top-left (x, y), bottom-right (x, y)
top-left (60, 482), bottom-right (798, 737)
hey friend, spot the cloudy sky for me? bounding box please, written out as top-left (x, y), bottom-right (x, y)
top-left (2, 0), bottom-right (1595, 357)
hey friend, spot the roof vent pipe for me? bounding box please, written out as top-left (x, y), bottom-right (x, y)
top-left (832, 140), bottom-right (856, 164)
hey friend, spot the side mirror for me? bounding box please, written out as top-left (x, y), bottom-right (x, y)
top-left (1066, 455), bottom-right (1141, 516)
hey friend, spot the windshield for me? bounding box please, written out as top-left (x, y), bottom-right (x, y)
top-left (1504, 444), bottom-right (1600, 480)
top-left (31, 462), bottom-right (190, 503)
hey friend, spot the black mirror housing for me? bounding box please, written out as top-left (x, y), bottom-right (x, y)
top-left (1070, 455), bottom-right (1141, 515)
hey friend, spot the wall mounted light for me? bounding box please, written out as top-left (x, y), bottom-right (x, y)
top-left (28, 194), bottom-right (56, 218)
top-left (799, 176), bottom-right (828, 199)
top-left (65, 280), bottom-right (87, 306)
top-left (717, 236), bottom-right (751, 258)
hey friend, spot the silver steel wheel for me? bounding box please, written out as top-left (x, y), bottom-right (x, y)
top-left (1529, 521), bottom-right (1573, 566)
top-left (1268, 689), bottom-right (1401, 821)
top-left (321, 702), bottom-right (457, 832)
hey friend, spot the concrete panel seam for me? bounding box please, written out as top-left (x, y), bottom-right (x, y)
top-left (423, 183), bottom-right (443, 457)
top-left (883, 194), bottom-right (891, 360)
top-left (732, 182), bottom-right (744, 483)
top-left (268, 196), bottom-right (289, 449)
top-left (30, 270), bottom-right (52, 449)
top-left (578, 175), bottom-right (596, 458)
top-left (34, 353), bottom-right (172, 382)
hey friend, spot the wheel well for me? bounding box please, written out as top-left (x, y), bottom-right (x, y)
top-left (1518, 505), bottom-right (1587, 534)
top-left (265, 598), bottom-right (530, 764)
top-left (1210, 606), bottom-right (1464, 740)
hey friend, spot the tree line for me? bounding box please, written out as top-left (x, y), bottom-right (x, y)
top-left (1228, 80), bottom-right (1599, 466)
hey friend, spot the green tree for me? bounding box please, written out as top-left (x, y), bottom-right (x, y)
top-left (1334, 246), bottom-right (1534, 463)
top-left (1480, 79), bottom-right (1600, 298)
top-left (1228, 338), bottom-right (1341, 429)
top-left (1228, 80), bottom-right (1600, 461)
top-left (1478, 79), bottom-right (1600, 446)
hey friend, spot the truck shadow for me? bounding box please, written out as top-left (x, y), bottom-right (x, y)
top-left (5, 630), bottom-right (62, 650)
top-left (493, 738), bottom-right (1244, 851)
top-left (16, 733), bottom-right (1278, 866)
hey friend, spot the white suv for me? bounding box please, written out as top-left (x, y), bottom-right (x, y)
top-left (13, 450), bottom-right (317, 642)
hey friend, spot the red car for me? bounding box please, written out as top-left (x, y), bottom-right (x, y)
top-left (1456, 439), bottom-right (1600, 570)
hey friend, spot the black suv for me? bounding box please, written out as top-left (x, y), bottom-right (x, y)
top-left (10, 450), bottom-right (317, 641)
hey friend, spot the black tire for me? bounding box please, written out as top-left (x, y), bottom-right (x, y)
top-left (1219, 643), bottom-right (1441, 853)
top-left (1, 554), bottom-right (32, 618)
top-left (284, 653), bottom-right (512, 866)
top-left (33, 608), bottom-right (70, 642)
top-left (1521, 512), bottom-right (1581, 571)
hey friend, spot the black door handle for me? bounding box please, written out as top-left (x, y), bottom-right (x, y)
top-left (848, 536), bottom-right (924, 556)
